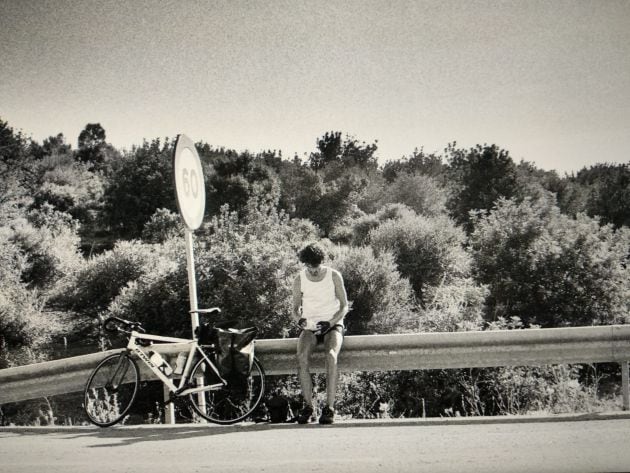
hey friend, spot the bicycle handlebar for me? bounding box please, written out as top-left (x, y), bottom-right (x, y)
top-left (190, 307), bottom-right (221, 316)
top-left (103, 317), bottom-right (146, 334)
top-left (103, 308), bottom-right (221, 334)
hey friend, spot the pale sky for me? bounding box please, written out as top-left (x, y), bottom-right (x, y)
top-left (1, 0), bottom-right (629, 174)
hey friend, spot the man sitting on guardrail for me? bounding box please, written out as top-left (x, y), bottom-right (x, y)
top-left (293, 243), bottom-right (349, 425)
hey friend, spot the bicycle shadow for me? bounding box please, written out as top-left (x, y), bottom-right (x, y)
top-left (83, 420), bottom-right (369, 447)
top-left (2, 419), bottom-right (405, 448)
top-left (5, 410), bottom-right (630, 448)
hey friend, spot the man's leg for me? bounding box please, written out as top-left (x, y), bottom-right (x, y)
top-left (296, 330), bottom-right (316, 422)
top-left (323, 327), bottom-right (344, 408)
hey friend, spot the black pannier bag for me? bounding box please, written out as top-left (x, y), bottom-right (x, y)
top-left (214, 326), bottom-right (257, 377)
top-left (196, 323), bottom-right (257, 375)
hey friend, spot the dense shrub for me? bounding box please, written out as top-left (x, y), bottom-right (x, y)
top-left (51, 240), bottom-right (178, 320)
top-left (369, 211), bottom-right (472, 307)
top-left (470, 196), bottom-right (630, 326)
top-left (0, 232), bottom-right (64, 367)
top-left (381, 173), bottom-right (448, 217)
top-left (7, 209), bottom-right (82, 289)
top-left (326, 245), bottom-right (416, 334)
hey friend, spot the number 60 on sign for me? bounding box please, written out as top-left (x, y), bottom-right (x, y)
top-left (173, 134), bottom-right (206, 230)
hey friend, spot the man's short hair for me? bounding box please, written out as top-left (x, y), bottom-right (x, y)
top-left (298, 244), bottom-right (324, 266)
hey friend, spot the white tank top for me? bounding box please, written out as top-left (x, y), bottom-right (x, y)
top-left (300, 266), bottom-right (341, 330)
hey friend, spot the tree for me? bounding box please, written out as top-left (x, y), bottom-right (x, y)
top-left (278, 159), bottom-right (364, 236)
top-left (326, 245), bottom-right (416, 334)
top-left (0, 202), bottom-right (79, 368)
top-left (40, 134), bottom-right (72, 158)
top-left (470, 196), bottom-right (630, 327)
top-left (309, 131), bottom-right (378, 172)
top-left (381, 172), bottom-right (448, 217)
top-left (579, 164), bottom-right (630, 229)
top-left (309, 131), bottom-right (343, 171)
top-left (141, 208), bottom-right (183, 243)
top-left (32, 156), bottom-right (105, 228)
top-left (103, 139), bottom-right (177, 239)
top-left (76, 123), bottom-right (106, 164)
top-left (369, 210), bottom-right (473, 308)
top-left (202, 148), bottom-right (281, 218)
top-left (0, 118), bottom-right (28, 168)
top-left (0, 118), bottom-right (38, 199)
top-left (447, 144), bottom-right (518, 232)
top-left (382, 148), bottom-right (446, 183)
top-left (278, 160), bottom-right (323, 218)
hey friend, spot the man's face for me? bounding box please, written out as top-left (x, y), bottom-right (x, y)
top-left (305, 262), bottom-right (321, 276)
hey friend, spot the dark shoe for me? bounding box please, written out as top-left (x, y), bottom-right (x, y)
top-left (297, 405), bottom-right (314, 424)
top-left (319, 405), bottom-right (335, 425)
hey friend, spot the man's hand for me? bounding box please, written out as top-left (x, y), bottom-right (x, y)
top-left (298, 318), bottom-right (307, 329)
top-left (316, 321), bottom-right (331, 333)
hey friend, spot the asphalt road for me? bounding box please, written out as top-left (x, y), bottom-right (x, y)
top-left (2, 414), bottom-right (630, 473)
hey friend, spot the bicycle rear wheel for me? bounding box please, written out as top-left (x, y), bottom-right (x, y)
top-left (188, 356), bottom-right (265, 425)
top-left (84, 353), bottom-right (139, 427)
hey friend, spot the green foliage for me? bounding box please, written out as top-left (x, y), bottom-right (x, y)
top-left (106, 239), bottom-right (189, 338)
top-left (2, 117), bottom-right (629, 421)
top-left (578, 163), bottom-right (630, 229)
top-left (421, 277), bottom-right (487, 332)
top-left (326, 245), bottom-right (416, 334)
top-left (382, 148), bottom-right (447, 183)
top-left (194, 198), bottom-right (317, 336)
top-left (7, 210), bottom-right (82, 289)
top-left (141, 208), bottom-right (183, 243)
top-left (470, 196), bottom-right (630, 326)
top-left (0, 261), bottom-right (64, 368)
top-left (106, 197), bottom-right (319, 339)
top-left (381, 172), bottom-right (448, 217)
top-left (76, 123), bottom-right (108, 165)
top-left (279, 161), bottom-right (365, 236)
top-left (309, 131), bottom-right (378, 171)
top-left (447, 143), bottom-right (518, 232)
top-left (369, 210), bottom-right (473, 307)
top-left (32, 156), bottom-right (105, 227)
top-left (205, 151), bottom-right (281, 218)
top-left (51, 240), bottom-right (176, 321)
top-left (103, 139), bottom-right (177, 239)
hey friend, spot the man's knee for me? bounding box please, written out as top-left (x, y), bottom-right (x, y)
top-left (297, 333), bottom-right (315, 368)
top-left (325, 348), bottom-right (338, 365)
top-left (297, 349), bottom-right (311, 368)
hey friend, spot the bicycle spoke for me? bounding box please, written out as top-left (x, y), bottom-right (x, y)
top-left (188, 357), bottom-right (265, 424)
top-left (84, 354), bottom-right (139, 427)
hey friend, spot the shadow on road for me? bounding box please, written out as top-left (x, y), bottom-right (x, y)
top-left (3, 411), bottom-right (630, 448)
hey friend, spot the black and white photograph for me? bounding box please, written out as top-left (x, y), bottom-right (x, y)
top-left (1, 1), bottom-right (629, 471)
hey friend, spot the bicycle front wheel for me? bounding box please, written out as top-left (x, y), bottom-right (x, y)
top-left (188, 356), bottom-right (265, 425)
top-left (84, 353), bottom-right (139, 427)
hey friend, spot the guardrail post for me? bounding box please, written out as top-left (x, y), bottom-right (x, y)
top-left (163, 384), bottom-right (175, 424)
top-left (622, 361), bottom-right (629, 411)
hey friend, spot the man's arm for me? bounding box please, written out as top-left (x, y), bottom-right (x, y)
top-left (328, 270), bottom-right (348, 326)
top-left (292, 275), bottom-right (306, 327)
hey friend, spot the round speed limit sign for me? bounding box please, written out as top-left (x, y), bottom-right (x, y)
top-left (173, 134), bottom-right (206, 230)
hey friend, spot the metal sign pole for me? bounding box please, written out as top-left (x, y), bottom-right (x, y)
top-left (172, 134), bottom-right (207, 424)
top-left (185, 229), bottom-right (200, 335)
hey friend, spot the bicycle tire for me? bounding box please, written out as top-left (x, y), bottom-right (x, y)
top-left (84, 352), bottom-right (140, 427)
top-left (188, 356), bottom-right (265, 425)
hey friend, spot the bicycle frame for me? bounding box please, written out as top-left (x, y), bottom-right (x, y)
top-left (126, 331), bottom-right (225, 396)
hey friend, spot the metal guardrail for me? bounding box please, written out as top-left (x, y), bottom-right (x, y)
top-left (2, 325), bottom-right (630, 408)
